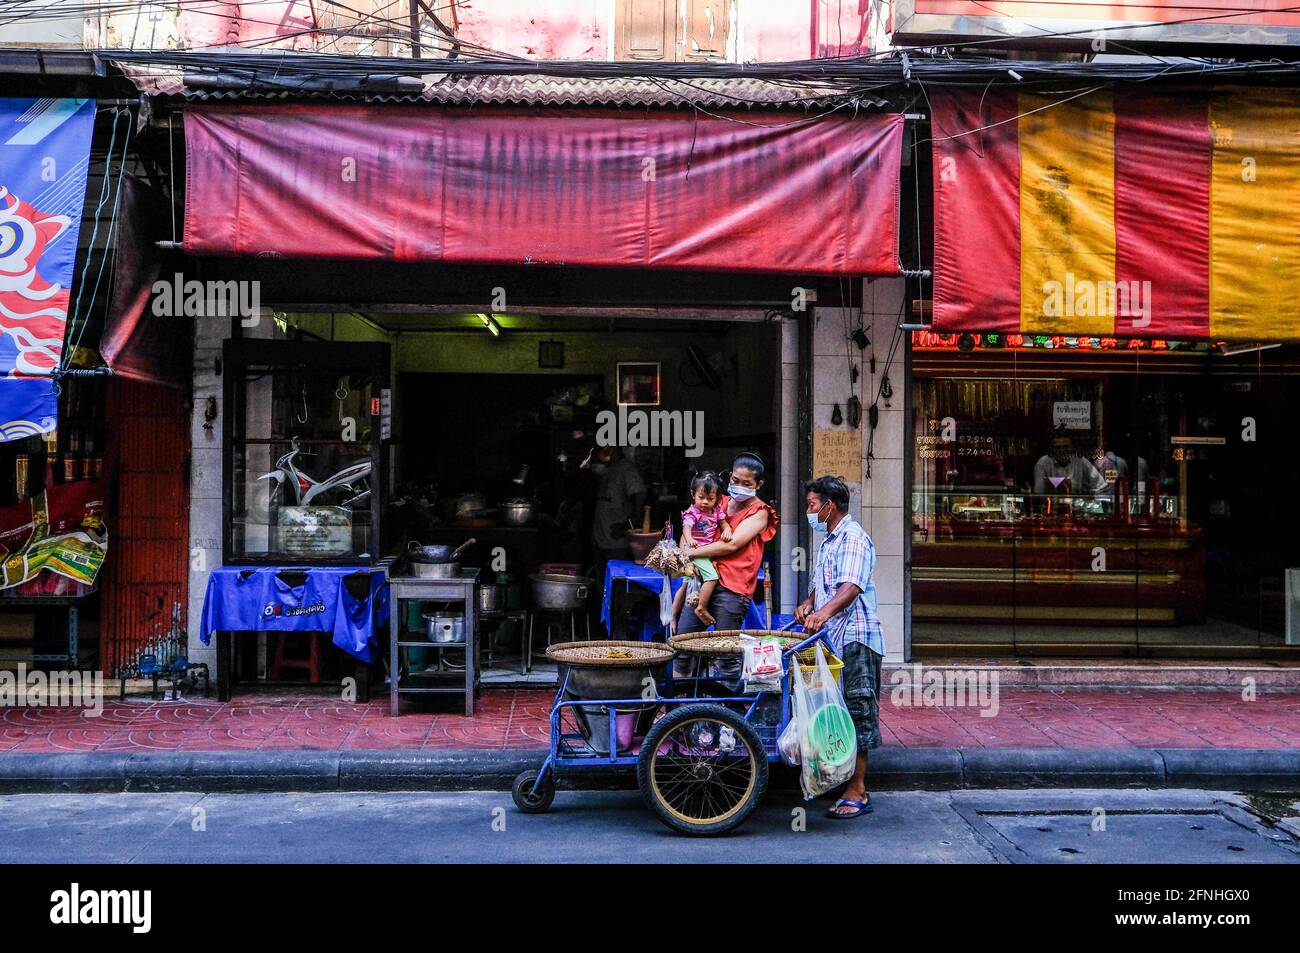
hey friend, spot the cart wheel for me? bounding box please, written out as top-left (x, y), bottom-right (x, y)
top-left (512, 769), bottom-right (555, 814)
top-left (637, 703), bottom-right (768, 836)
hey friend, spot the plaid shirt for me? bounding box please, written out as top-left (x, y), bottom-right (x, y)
top-left (811, 514), bottom-right (884, 657)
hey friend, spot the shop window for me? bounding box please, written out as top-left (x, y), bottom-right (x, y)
top-left (224, 340), bottom-right (388, 566)
top-left (909, 336), bottom-right (1300, 657)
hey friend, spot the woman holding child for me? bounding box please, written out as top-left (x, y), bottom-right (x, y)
top-left (672, 452), bottom-right (779, 677)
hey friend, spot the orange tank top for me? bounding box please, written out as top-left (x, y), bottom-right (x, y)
top-left (715, 496), bottom-right (779, 599)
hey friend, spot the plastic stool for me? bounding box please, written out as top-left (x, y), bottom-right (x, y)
top-left (270, 632), bottom-right (322, 683)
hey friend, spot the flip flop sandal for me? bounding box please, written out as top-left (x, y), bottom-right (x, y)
top-left (826, 798), bottom-right (873, 819)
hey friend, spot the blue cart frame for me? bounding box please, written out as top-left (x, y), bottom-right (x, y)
top-left (514, 630), bottom-right (837, 834)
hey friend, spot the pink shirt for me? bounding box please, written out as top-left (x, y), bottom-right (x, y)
top-left (681, 504), bottom-right (720, 545)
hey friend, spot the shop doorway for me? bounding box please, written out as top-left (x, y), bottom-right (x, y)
top-left (385, 313), bottom-right (784, 607)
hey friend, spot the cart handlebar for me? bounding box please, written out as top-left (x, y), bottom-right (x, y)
top-left (782, 630), bottom-right (836, 659)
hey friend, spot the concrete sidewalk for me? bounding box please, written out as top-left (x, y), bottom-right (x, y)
top-left (5, 687), bottom-right (1300, 752)
top-left (1, 687), bottom-right (1298, 793)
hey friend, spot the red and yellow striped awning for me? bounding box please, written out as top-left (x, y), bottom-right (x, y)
top-left (930, 87), bottom-right (1300, 342)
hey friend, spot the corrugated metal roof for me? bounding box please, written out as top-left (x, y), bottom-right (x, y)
top-left (115, 63), bottom-right (886, 110)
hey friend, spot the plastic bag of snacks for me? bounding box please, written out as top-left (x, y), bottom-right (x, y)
top-left (789, 644), bottom-right (857, 799)
top-left (644, 539), bottom-right (692, 576)
top-left (741, 635), bottom-right (784, 693)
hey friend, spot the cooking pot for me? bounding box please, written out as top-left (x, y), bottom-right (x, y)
top-left (476, 583), bottom-right (503, 614)
top-left (411, 561), bottom-right (461, 579)
top-left (423, 612), bottom-right (465, 644)
top-left (530, 573), bottom-right (593, 611)
top-left (500, 499), bottom-right (534, 526)
top-left (407, 538), bottom-right (475, 564)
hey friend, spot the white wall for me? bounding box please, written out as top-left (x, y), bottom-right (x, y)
top-left (810, 281), bottom-right (908, 662)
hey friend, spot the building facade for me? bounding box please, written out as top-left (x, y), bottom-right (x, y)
top-left (0, 2), bottom-right (1297, 694)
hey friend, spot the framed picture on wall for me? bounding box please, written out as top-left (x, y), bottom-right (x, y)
top-left (617, 362), bottom-right (661, 406)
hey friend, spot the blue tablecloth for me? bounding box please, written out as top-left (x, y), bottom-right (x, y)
top-left (200, 566), bottom-right (390, 663)
top-left (602, 559), bottom-right (793, 640)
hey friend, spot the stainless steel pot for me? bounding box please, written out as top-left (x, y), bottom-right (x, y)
top-left (500, 500), bottom-right (534, 526)
top-left (530, 573), bottom-right (593, 611)
top-left (476, 583), bottom-right (503, 614)
top-left (563, 665), bottom-right (666, 755)
top-left (410, 560), bottom-right (460, 579)
top-left (423, 612), bottom-right (465, 644)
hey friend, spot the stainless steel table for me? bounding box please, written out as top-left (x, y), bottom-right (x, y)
top-left (388, 571), bottom-right (478, 716)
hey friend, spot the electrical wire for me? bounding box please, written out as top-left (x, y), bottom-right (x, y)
top-left (64, 107), bottom-right (134, 368)
top-left (66, 106), bottom-right (123, 352)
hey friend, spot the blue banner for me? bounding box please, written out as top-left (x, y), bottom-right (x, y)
top-left (0, 98), bottom-right (94, 441)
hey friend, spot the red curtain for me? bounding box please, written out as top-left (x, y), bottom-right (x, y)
top-left (183, 105), bottom-right (903, 277)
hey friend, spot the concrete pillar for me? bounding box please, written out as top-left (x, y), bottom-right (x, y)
top-left (185, 316), bottom-right (226, 674)
top-left (810, 279), bottom-right (908, 662)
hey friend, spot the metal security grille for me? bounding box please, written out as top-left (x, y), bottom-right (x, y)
top-left (99, 378), bottom-right (190, 676)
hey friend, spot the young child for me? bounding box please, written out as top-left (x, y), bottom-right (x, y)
top-left (671, 471), bottom-right (733, 630)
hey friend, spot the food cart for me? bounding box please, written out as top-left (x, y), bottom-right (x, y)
top-left (512, 628), bottom-right (842, 837)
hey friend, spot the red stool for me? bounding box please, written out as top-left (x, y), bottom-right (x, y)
top-left (270, 632), bottom-right (322, 683)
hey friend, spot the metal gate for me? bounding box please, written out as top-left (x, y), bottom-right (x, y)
top-left (99, 378), bottom-right (190, 676)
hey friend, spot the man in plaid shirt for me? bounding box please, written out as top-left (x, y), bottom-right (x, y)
top-left (796, 476), bottom-right (884, 820)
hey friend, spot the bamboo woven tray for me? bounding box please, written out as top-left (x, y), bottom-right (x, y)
top-left (545, 640), bottom-right (676, 667)
top-left (668, 630), bottom-right (803, 656)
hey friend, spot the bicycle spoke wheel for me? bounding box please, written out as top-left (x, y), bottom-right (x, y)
top-left (637, 704), bottom-right (768, 836)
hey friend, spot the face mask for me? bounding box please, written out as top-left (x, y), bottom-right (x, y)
top-left (807, 504), bottom-right (829, 533)
top-left (728, 484), bottom-right (757, 502)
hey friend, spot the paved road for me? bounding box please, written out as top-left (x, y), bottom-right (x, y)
top-left (1, 789), bottom-right (1297, 863)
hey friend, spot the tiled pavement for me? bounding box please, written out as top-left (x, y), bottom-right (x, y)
top-left (3, 688), bottom-right (1300, 753)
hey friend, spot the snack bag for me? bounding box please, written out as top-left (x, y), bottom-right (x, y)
top-left (789, 644), bottom-right (857, 800)
top-left (644, 539), bottom-right (691, 577)
top-left (741, 635), bottom-right (784, 693)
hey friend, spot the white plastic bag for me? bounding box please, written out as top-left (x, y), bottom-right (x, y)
top-left (659, 572), bottom-right (675, 627)
top-left (789, 644), bottom-right (858, 800)
top-left (777, 715), bottom-right (801, 766)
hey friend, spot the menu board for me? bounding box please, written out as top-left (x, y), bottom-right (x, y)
top-left (813, 428), bottom-right (863, 482)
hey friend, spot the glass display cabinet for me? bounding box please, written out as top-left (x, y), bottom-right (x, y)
top-left (223, 339), bottom-right (389, 566)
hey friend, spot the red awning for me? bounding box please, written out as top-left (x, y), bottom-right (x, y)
top-left (102, 176), bottom-right (190, 389)
top-left (182, 105), bottom-right (903, 277)
top-left (930, 87), bottom-right (1300, 342)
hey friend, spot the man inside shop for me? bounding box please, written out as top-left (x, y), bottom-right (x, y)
top-left (796, 475), bottom-right (884, 820)
top-left (1032, 433), bottom-right (1108, 501)
top-left (584, 445), bottom-right (646, 586)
